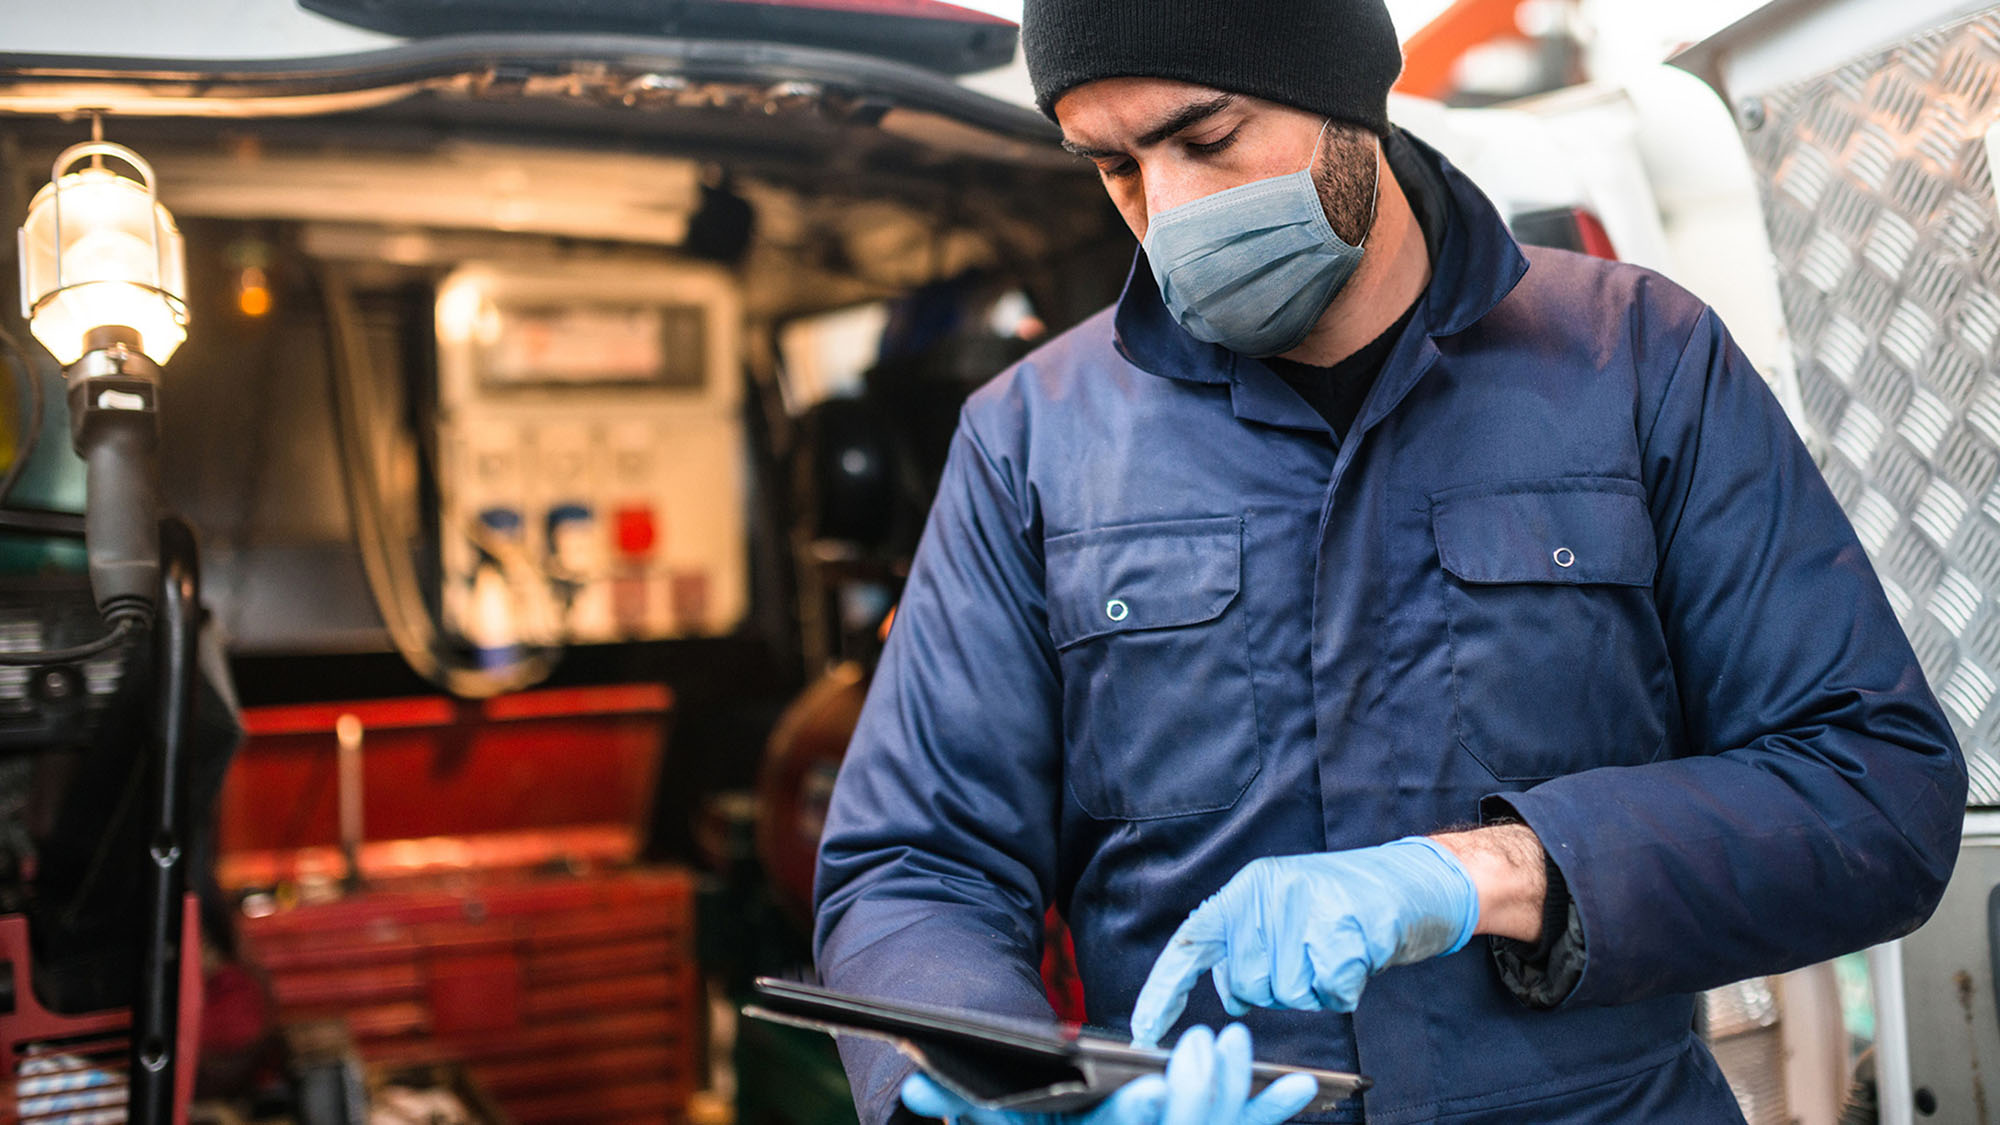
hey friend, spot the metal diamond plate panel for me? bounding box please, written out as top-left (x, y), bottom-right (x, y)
top-left (1741, 12), bottom-right (2000, 805)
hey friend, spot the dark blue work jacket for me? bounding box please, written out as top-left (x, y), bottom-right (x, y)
top-left (813, 135), bottom-right (1967, 1123)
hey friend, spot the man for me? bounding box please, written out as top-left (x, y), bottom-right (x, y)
top-left (814, 0), bottom-right (1970, 1120)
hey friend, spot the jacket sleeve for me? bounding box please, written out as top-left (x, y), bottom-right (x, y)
top-left (1499, 306), bottom-right (1968, 1008)
top-left (812, 409), bottom-right (1062, 1125)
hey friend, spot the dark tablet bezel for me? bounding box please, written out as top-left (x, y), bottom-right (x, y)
top-left (745, 977), bottom-right (1369, 1113)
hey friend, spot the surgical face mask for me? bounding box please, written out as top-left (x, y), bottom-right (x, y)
top-left (1141, 121), bottom-right (1379, 358)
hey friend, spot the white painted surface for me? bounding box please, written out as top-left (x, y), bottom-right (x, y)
top-left (1398, 73), bottom-right (1804, 431)
top-left (1687, 0), bottom-right (1996, 101)
top-left (1621, 64), bottom-right (1805, 430)
top-left (1870, 940), bottom-right (1914, 1125)
top-left (0, 0), bottom-right (396, 59)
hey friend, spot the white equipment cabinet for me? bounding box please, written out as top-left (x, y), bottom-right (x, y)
top-left (433, 261), bottom-right (748, 649)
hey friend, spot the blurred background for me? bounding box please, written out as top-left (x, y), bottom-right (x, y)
top-left (1, 1), bottom-right (1999, 1123)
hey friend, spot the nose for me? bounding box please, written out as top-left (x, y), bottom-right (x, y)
top-left (1145, 173), bottom-right (1201, 222)
top-left (1140, 167), bottom-right (1210, 239)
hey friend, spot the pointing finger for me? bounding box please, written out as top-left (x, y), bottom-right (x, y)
top-left (1129, 904), bottom-right (1228, 1048)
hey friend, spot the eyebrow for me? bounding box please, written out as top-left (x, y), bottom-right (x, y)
top-left (1060, 93), bottom-right (1240, 160)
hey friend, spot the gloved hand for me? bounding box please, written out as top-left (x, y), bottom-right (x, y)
top-left (899, 1023), bottom-right (1317, 1125)
top-left (1129, 837), bottom-right (1479, 1048)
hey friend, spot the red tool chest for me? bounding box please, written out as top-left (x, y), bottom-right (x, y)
top-left (222, 685), bottom-right (698, 1124)
top-left (239, 869), bottom-right (700, 1124)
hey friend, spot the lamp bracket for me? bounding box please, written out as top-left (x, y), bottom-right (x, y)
top-left (67, 372), bottom-right (157, 448)
top-left (66, 338), bottom-right (161, 455)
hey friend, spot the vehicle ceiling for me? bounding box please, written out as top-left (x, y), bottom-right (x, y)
top-left (0, 38), bottom-right (1126, 322)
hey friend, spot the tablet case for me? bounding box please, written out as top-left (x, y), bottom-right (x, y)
top-left (742, 977), bottom-right (1369, 1114)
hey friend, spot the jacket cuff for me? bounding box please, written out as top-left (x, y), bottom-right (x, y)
top-left (1480, 796), bottom-right (1586, 1009)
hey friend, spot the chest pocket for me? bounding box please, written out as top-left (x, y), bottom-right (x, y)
top-left (1045, 516), bottom-right (1261, 820)
top-left (1432, 479), bottom-right (1674, 783)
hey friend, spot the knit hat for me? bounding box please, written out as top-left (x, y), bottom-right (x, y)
top-left (1020, 0), bottom-right (1402, 136)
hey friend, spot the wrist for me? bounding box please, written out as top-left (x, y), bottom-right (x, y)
top-left (1429, 824), bottom-right (1548, 943)
top-left (1389, 836), bottom-right (1480, 955)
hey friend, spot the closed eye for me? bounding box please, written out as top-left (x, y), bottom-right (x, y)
top-left (1186, 127), bottom-right (1240, 157)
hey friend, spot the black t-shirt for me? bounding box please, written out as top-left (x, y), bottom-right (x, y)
top-left (1263, 130), bottom-right (1447, 443)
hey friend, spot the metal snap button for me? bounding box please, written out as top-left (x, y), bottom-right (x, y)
top-left (1553, 547), bottom-right (1576, 568)
top-left (1105, 598), bottom-right (1130, 622)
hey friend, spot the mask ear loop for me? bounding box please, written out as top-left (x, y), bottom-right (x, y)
top-left (1307, 119), bottom-right (1383, 249)
top-left (1305, 117), bottom-right (1333, 168)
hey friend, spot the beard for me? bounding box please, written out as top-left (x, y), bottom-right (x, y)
top-left (1314, 124), bottom-right (1381, 247)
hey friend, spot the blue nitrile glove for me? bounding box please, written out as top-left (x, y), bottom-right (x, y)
top-left (899, 1023), bottom-right (1317, 1125)
top-left (1129, 837), bottom-right (1480, 1048)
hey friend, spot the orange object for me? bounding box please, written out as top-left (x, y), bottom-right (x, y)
top-left (1395, 0), bottom-right (1533, 100)
top-left (237, 284), bottom-right (271, 318)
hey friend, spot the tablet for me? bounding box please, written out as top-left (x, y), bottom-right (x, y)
top-left (743, 977), bottom-right (1369, 1114)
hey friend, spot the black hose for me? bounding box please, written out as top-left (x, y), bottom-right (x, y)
top-left (77, 406), bottom-right (163, 621)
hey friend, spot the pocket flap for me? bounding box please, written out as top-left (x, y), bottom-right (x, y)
top-left (1432, 482), bottom-right (1656, 586)
top-left (1045, 517), bottom-right (1242, 649)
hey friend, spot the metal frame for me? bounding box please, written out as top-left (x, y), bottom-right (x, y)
top-left (43, 143), bottom-right (168, 298)
top-left (1673, 0), bottom-right (1997, 107)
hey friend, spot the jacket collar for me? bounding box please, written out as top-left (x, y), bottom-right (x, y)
top-left (1110, 130), bottom-right (1530, 425)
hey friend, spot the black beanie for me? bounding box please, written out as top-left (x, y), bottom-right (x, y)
top-left (1020, 0), bottom-right (1402, 136)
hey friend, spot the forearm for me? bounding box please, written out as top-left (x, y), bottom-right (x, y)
top-left (1500, 747), bottom-right (1957, 1006)
top-left (1431, 822), bottom-right (1547, 943)
top-left (820, 902), bottom-right (1056, 1125)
